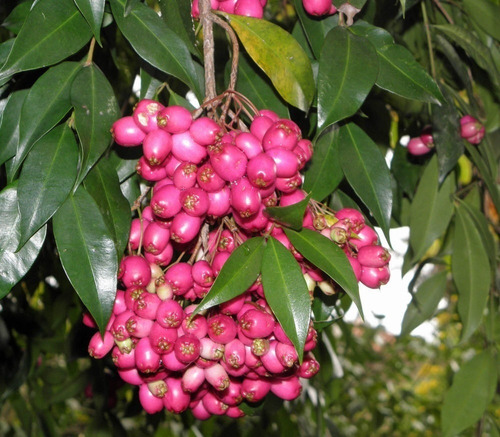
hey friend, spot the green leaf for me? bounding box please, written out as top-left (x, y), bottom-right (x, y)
top-left (463, 0), bottom-right (500, 41)
top-left (84, 158), bottom-right (132, 257)
top-left (0, 89), bottom-right (28, 166)
top-left (194, 238), bottom-right (265, 314)
top-left (265, 194), bottom-right (311, 230)
top-left (349, 21), bottom-right (394, 47)
top-left (139, 68), bottom-right (162, 100)
top-left (0, 0), bottom-right (91, 81)
top-left (262, 237), bottom-right (310, 361)
top-left (409, 156), bottom-right (455, 263)
top-left (432, 88), bottom-right (463, 182)
top-left (9, 62), bottom-right (81, 180)
top-left (292, 0), bottom-right (339, 59)
top-left (0, 183), bottom-right (47, 298)
top-left (53, 186), bottom-right (118, 332)
top-left (303, 126), bottom-right (343, 201)
top-left (434, 24), bottom-right (500, 92)
top-left (452, 204), bottom-right (491, 342)
top-left (338, 123), bottom-right (392, 242)
top-left (233, 54), bottom-right (289, 118)
top-left (2, 1), bottom-right (31, 34)
top-left (390, 144), bottom-right (422, 198)
top-left (441, 350), bottom-right (497, 437)
top-left (400, 271), bottom-right (447, 337)
top-left (374, 44), bottom-right (443, 104)
top-left (318, 27), bottom-right (378, 129)
top-left (70, 64), bottom-right (120, 187)
top-left (223, 13), bottom-right (314, 111)
top-left (110, 0), bottom-right (203, 100)
top-left (284, 228), bottom-right (362, 317)
top-left (17, 124), bottom-right (78, 249)
top-left (158, 0), bottom-right (198, 57)
top-left (74, 0), bottom-right (105, 45)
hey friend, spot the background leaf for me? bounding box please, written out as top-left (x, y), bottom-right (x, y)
top-left (110, 0), bottom-right (203, 100)
top-left (0, 184), bottom-right (47, 298)
top-left (83, 158), bottom-right (132, 258)
top-left (262, 237), bottom-right (311, 361)
top-left (400, 271), bottom-right (447, 336)
top-left (0, 89), bottom-right (28, 167)
top-left (158, 0), bottom-right (198, 57)
top-left (317, 27), bottom-right (378, 129)
top-left (409, 156), bottom-right (455, 263)
top-left (194, 237), bottom-right (265, 314)
top-left (0, 0), bottom-right (91, 81)
top-left (70, 64), bottom-right (120, 187)
top-left (303, 126), bottom-right (343, 201)
top-left (17, 124), bottom-right (78, 248)
top-left (338, 123), bottom-right (393, 242)
top-left (463, 0), bottom-right (500, 42)
top-left (9, 62), bottom-right (81, 180)
top-left (74, 0), bottom-right (105, 45)
top-left (2, 1), bottom-right (31, 34)
top-left (264, 193), bottom-right (311, 230)
top-left (224, 13), bottom-right (314, 111)
top-left (441, 350), bottom-right (497, 437)
top-left (53, 186), bottom-right (118, 332)
top-left (452, 203), bottom-right (491, 342)
top-left (284, 228), bottom-right (362, 318)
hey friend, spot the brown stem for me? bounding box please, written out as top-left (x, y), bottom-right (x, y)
top-left (432, 0), bottom-right (454, 24)
top-left (131, 185), bottom-right (151, 212)
top-left (200, 0), bottom-right (217, 105)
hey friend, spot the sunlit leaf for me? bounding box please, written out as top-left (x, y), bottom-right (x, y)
top-left (223, 13), bottom-right (314, 111)
top-left (70, 63), bottom-right (120, 187)
top-left (284, 228), bottom-right (362, 318)
top-left (303, 126), bottom-right (343, 201)
top-left (0, 0), bottom-right (91, 81)
top-left (441, 350), bottom-right (497, 437)
top-left (262, 237), bottom-right (310, 361)
top-left (194, 237), bottom-right (265, 314)
top-left (452, 203), bottom-right (491, 342)
top-left (318, 27), bottom-right (378, 129)
top-left (18, 124), bottom-right (78, 248)
top-left (53, 186), bottom-right (118, 332)
top-left (338, 123), bottom-right (392, 242)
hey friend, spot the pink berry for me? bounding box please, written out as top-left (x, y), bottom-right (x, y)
top-left (170, 212), bottom-right (203, 244)
top-left (204, 363), bottom-right (230, 390)
top-left (235, 132), bottom-right (264, 159)
top-left (262, 120), bottom-right (301, 151)
top-left (164, 377), bottom-right (191, 413)
top-left (208, 314), bottom-right (238, 344)
top-left (133, 99), bottom-right (164, 133)
top-left (207, 186), bottom-right (231, 217)
top-left (172, 131), bottom-right (207, 164)
top-left (149, 322), bottom-right (178, 354)
top-left (266, 147), bottom-right (300, 178)
top-left (357, 245), bottom-right (391, 268)
top-left (234, 0), bottom-right (264, 18)
top-left (246, 152), bottom-right (277, 189)
top-left (197, 162), bottom-right (226, 192)
top-left (174, 334), bottom-right (201, 363)
top-left (150, 184), bottom-right (182, 219)
top-left (270, 375), bottom-right (302, 400)
top-left (136, 157), bottom-right (167, 181)
top-left (303, 0), bottom-right (332, 16)
top-left (241, 377), bottom-right (271, 402)
top-left (173, 162), bottom-right (198, 190)
top-left (138, 384), bottom-right (164, 414)
top-left (182, 365), bottom-right (206, 393)
top-left (407, 137), bottom-right (432, 156)
top-left (239, 308), bottom-right (275, 339)
top-left (88, 331), bottom-right (114, 359)
top-left (230, 177), bottom-right (262, 218)
top-left (156, 299), bottom-right (185, 329)
top-left (360, 265), bottom-right (390, 288)
top-left (157, 105), bottom-right (192, 134)
top-left (142, 129), bottom-right (172, 166)
top-left (135, 337), bottom-right (161, 373)
top-left (180, 187), bottom-right (210, 217)
top-left (190, 116), bottom-right (222, 145)
top-left (119, 255), bottom-right (152, 288)
top-left (210, 143), bottom-right (248, 182)
top-left (111, 116), bottom-right (146, 147)
top-left (142, 221), bottom-right (171, 255)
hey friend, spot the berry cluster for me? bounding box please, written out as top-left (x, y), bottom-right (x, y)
top-left (88, 95), bottom-right (391, 418)
top-left (191, 0), bottom-right (268, 19)
top-left (406, 115), bottom-right (486, 156)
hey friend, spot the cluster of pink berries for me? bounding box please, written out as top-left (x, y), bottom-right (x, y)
top-left (191, 0), bottom-right (268, 19)
top-left (406, 115), bottom-right (485, 156)
top-left (87, 96), bottom-right (391, 418)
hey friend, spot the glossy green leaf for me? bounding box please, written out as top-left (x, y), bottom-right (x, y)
top-left (84, 158), bottom-right (132, 257)
top-left (53, 186), bottom-right (118, 332)
top-left (338, 123), bottom-right (392, 241)
top-left (463, 0), bottom-right (500, 41)
top-left (9, 62), bottom-right (81, 179)
top-left (452, 204), bottom-right (491, 342)
top-left (318, 27), bottom-right (378, 129)
top-left (441, 350), bottom-right (497, 437)
top-left (233, 54), bottom-right (289, 118)
top-left (349, 21), bottom-right (394, 47)
top-left (262, 237), bottom-right (310, 361)
top-left (194, 238), bottom-right (265, 314)
top-left (409, 156), bottom-right (455, 263)
top-left (432, 88), bottom-right (463, 182)
top-left (70, 64), bottom-right (120, 187)
top-left (139, 68), bottom-right (162, 100)
top-left (158, 0), bottom-right (198, 57)
top-left (375, 44), bottom-right (443, 104)
top-left (390, 144), bottom-right (422, 198)
top-left (284, 228), bottom-right (362, 318)
top-left (17, 124), bottom-right (78, 249)
top-left (303, 126), bottom-right (343, 201)
top-left (265, 194), bottom-right (311, 230)
top-left (110, 0), bottom-right (203, 99)
top-left (292, 0), bottom-right (339, 58)
top-left (0, 89), bottom-right (28, 166)
top-left (74, 0), bottom-right (105, 45)
top-left (2, 1), bottom-right (31, 34)
top-left (0, 39), bottom-right (15, 68)
top-left (223, 13), bottom-right (314, 111)
top-left (434, 25), bottom-right (500, 91)
top-left (400, 271), bottom-right (447, 336)
top-left (0, 183), bottom-right (47, 298)
top-left (0, 0), bottom-right (91, 81)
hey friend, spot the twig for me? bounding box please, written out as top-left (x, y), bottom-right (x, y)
top-left (432, 0), bottom-right (454, 24)
top-left (200, 0), bottom-right (217, 106)
top-left (85, 37), bottom-right (96, 66)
